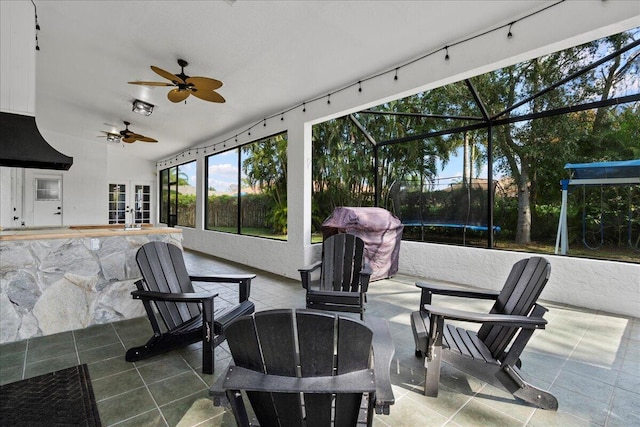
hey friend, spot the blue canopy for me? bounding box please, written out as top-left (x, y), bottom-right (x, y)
top-left (564, 159), bottom-right (640, 180)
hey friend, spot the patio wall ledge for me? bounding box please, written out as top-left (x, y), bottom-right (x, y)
top-left (399, 241), bottom-right (639, 318)
top-left (0, 228), bottom-right (182, 343)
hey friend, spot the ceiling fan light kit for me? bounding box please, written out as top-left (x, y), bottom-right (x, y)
top-left (132, 99), bottom-right (154, 116)
top-left (106, 133), bottom-right (121, 143)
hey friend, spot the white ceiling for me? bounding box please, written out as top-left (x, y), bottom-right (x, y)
top-left (27, 1), bottom-right (636, 162)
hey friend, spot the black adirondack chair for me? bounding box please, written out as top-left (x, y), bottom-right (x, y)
top-left (210, 309), bottom-right (395, 426)
top-left (125, 241), bottom-right (255, 375)
top-left (299, 233), bottom-right (372, 320)
top-left (410, 256), bottom-right (558, 410)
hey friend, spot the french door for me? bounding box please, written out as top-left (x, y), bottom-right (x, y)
top-left (108, 182), bottom-right (152, 225)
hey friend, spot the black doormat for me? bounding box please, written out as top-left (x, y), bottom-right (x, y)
top-left (0, 364), bottom-right (101, 426)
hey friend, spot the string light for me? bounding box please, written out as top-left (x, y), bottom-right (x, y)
top-left (156, 1), bottom-right (564, 167)
top-left (31, 0), bottom-right (40, 51)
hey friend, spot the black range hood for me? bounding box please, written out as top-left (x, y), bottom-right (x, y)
top-left (0, 111), bottom-right (73, 170)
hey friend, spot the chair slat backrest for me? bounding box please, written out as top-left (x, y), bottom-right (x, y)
top-left (478, 257), bottom-right (551, 358)
top-left (136, 242), bottom-right (201, 331)
top-left (320, 234), bottom-right (365, 292)
top-left (224, 309), bottom-right (373, 426)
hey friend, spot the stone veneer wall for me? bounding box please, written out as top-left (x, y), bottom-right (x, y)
top-left (0, 232), bottom-right (182, 344)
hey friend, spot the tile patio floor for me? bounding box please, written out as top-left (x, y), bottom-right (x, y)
top-left (0, 249), bottom-right (638, 426)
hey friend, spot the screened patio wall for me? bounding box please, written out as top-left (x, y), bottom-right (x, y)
top-left (177, 2), bottom-right (640, 317)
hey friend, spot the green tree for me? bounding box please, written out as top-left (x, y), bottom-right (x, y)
top-left (470, 32), bottom-right (638, 244)
top-left (241, 133), bottom-right (288, 234)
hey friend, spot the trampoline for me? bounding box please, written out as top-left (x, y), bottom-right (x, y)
top-left (402, 221), bottom-right (501, 233)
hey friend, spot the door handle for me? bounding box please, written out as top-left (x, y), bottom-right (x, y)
top-left (53, 212), bottom-right (62, 215)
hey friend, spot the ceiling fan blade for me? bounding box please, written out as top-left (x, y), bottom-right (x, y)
top-left (191, 89), bottom-right (226, 103)
top-left (186, 76), bottom-right (223, 91)
top-left (151, 66), bottom-right (185, 84)
top-left (122, 136), bottom-right (136, 143)
top-left (168, 88), bottom-right (190, 103)
top-left (128, 81), bottom-right (174, 87)
top-left (136, 136), bottom-right (158, 143)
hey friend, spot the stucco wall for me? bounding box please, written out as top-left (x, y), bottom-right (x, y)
top-left (399, 242), bottom-right (640, 317)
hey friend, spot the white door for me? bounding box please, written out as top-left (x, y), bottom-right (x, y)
top-left (108, 182), bottom-right (153, 225)
top-left (33, 175), bottom-right (63, 227)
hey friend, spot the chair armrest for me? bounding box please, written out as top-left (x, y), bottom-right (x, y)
top-left (416, 282), bottom-right (500, 299)
top-left (299, 261), bottom-right (323, 289)
top-left (359, 263), bottom-right (373, 293)
top-left (366, 316), bottom-right (395, 414)
top-left (189, 274), bottom-right (255, 283)
top-left (214, 365), bottom-right (376, 394)
top-left (299, 261), bottom-right (322, 273)
top-left (190, 274), bottom-right (254, 303)
top-left (422, 304), bottom-right (547, 329)
top-left (131, 289), bottom-right (218, 304)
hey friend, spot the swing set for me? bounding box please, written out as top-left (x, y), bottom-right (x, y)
top-left (555, 159), bottom-right (640, 255)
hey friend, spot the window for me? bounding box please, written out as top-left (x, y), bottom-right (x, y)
top-left (206, 132), bottom-right (287, 240)
top-left (158, 160), bottom-right (196, 228)
top-left (36, 178), bottom-right (60, 201)
top-left (205, 149), bottom-right (238, 233)
top-left (310, 29), bottom-right (639, 262)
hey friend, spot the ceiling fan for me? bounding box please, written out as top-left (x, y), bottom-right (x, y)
top-left (99, 121), bottom-right (157, 143)
top-left (128, 59), bottom-right (225, 103)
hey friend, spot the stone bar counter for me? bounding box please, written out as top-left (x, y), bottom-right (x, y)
top-left (0, 225), bottom-right (182, 344)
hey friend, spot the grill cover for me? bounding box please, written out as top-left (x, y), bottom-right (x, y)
top-left (321, 207), bottom-right (403, 281)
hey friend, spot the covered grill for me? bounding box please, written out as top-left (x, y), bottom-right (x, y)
top-left (321, 207), bottom-right (403, 281)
